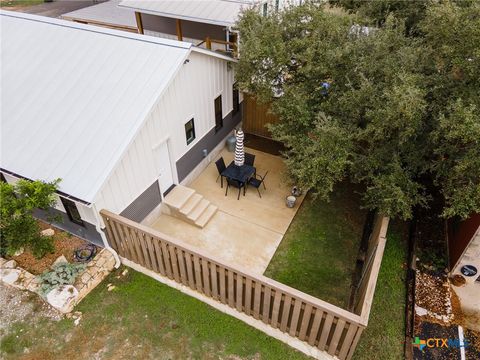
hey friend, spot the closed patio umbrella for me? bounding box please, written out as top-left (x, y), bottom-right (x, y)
top-left (234, 129), bottom-right (245, 166)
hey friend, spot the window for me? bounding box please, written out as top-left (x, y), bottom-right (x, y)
top-left (233, 84), bottom-right (240, 115)
top-left (275, 0), bottom-right (279, 12)
top-left (262, 3), bottom-right (268, 16)
top-left (60, 197), bottom-right (84, 226)
top-left (214, 95), bottom-right (223, 132)
top-left (185, 118), bottom-right (196, 145)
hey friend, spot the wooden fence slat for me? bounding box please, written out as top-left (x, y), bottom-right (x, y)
top-left (193, 255), bottom-right (203, 292)
top-left (160, 242), bottom-right (173, 279)
top-left (184, 252), bottom-right (195, 288)
top-left (168, 246), bottom-right (181, 282)
top-left (262, 286), bottom-right (272, 324)
top-left (112, 221), bottom-right (132, 260)
top-left (202, 259), bottom-right (211, 296)
top-left (152, 238), bottom-right (166, 276)
top-left (236, 274), bottom-right (243, 312)
top-left (298, 304), bottom-right (313, 341)
top-left (338, 324), bottom-right (358, 360)
top-left (176, 248), bottom-right (189, 286)
top-left (346, 327), bottom-right (363, 360)
top-left (227, 270), bottom-right (235, 308)
top-left (122, 225), bottom-right (139, 263)
top-left (308, 309), bottom-right (324, 346)
top-left (210, 263), bottom-right (218, 299)
top-left (318, 314), bottom-right (334, 349)
top-left (129, 227), bottom-right (145, 265)
top-left (138, 232), bottom-right (152, 270)
top-left (145, 236), bottom-right (159, 273)
top-left (280, 295), bottom-right (292, 332)
top-left (328, 319), bottom-right (346, 356)
top-left (244, 278), bottom-right (252, 315)
top-left (289, 300), bottom-right (303, 337)
top-left (270, 290), bottom-right (283, 329)
top-left (104, 219), bottom-right (120, 253)
top-left (253, 282), bottom-right (262, 319)
top-left (219, 267), bottom-right (226, 303)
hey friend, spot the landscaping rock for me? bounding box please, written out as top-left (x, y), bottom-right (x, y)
top-left (13, 247), bottom-right (24, 256)
top-left (41, 228), bottom-right (55, 237)
top-left (0, 268), bottom-right (21, 285)
top-left (46, 285), bottom-right (78, 313)
top-left (0, 258), bottom-right (7, 267)
top-left (122, 269), bottom-right (128, 276)
top-left (51, 255), bottom-right (68, 268)
top-left (3, 259), bottom-right (17, 269)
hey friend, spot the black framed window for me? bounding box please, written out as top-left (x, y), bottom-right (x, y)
top-left (214, 95), bottom-right (223, 132)
top-left (185, 118), bottom-right (196, 145)
top-left (275, 0), bottom-right (279, 12)
top-left (233, 84), bottom-right (240, 115)
top-left (60, 197), bottom-right (84, 226)
top-left (262, 3), bottom-right (268, 16)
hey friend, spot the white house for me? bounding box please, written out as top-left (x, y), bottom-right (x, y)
top-left (0, 11), bottom-right (242, 246)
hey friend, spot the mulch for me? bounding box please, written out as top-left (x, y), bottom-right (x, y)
top-left (10, 221), bottom-right (88, 275)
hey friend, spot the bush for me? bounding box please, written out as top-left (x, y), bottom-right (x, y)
top-left (0, 178), bottom-right (60, 258)
top-left (38, 262), bottom-right (85, 297)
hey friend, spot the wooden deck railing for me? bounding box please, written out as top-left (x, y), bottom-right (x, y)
top-left (101, 210), bottom-right (388, 360)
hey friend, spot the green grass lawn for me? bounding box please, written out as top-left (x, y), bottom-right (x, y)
top-left (353, 223), bottom-right (407, 360)
top-left (264, 182), bottom-right (367, 309)
top-left (0, 0), bottom-right (43, 8)
top-left (1, 268), bottom-right (309, 360)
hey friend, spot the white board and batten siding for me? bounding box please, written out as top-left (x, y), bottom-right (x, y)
top-left (94, 50), bottom-right (237, 218)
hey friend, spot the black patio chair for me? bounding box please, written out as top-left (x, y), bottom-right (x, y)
top-left (244, 152), bottom-right (255, 167)
top-left (248, 171), bottom-right (268, 198)
top-left (225, 178), bottom-right (246, 200)
top-left (215, 157), bottom-right (226, 187)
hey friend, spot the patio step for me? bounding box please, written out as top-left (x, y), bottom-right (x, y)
top-left (163, 185), bottom-right (195, 211)
top-left (195, 204), bottom-right (218, 228)
top-left (179, 194), bottom-right (203, 216)
top-left (162, 185), bottom-right (217, 229)
top-left (187, 198), bottom-right (210, 222)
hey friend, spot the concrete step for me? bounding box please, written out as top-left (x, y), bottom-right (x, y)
top-left (195, 204), bottom-right (218, 228)
top-left (187, 198), bottom-right (210, 222)
top-left (163, 185), bottom-right (195, 211)
top-left (179, 194), bottom-right (203, 216)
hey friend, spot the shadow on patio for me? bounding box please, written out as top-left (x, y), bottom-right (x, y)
top-left (150, 147), bottom-right (305, 274)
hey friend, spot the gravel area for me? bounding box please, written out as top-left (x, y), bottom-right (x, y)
top-left (0, 283), bottom-right (62, 335)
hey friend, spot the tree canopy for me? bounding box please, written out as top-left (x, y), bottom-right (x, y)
top-left (235, 1), bottom-right (480, 219)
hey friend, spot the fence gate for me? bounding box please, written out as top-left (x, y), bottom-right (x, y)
top-left (242, 94), bottom-right (280, 139)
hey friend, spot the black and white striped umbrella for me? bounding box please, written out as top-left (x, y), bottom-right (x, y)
top-left (234, 129), bottom-right (245, 166)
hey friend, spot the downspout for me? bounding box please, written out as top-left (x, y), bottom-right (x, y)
top-left (92, 203), bottom-right (121, 269)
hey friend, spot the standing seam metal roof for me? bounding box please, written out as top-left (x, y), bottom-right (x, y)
top-left (119, 0), bottom-right (256, 27)
top-left (0, 10), bottom-right (191, 203)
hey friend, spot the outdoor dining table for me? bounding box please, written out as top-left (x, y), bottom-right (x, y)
top-left (220, 161), bottom-right (256, 188)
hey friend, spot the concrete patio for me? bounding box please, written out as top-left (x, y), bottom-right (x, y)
top-left (150, 147), bottom-right (305, 274)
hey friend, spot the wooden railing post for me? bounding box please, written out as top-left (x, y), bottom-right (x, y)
top-left (205, 37), bottom-right (211, 50)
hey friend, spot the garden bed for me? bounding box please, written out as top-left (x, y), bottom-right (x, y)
top-left (11, 221), bottom-right (87, 275)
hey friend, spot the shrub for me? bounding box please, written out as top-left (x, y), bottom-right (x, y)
top-left (0, 178), bottom-right (60, 258)
top-left (38, 262), bottom-right (85, 297)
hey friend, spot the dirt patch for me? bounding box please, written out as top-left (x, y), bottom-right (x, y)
top-left (10, 221), bottom-right (88, 275)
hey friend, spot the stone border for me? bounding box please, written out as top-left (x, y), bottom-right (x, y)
top-left (0, 249), bottom-right (115, 313)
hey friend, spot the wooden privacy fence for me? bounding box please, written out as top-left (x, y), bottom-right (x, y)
top-left (101, 210), bottom-right (389, 360)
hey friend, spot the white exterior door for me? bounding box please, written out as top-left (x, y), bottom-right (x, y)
top-left (154, 141), bottom-right (174, 195)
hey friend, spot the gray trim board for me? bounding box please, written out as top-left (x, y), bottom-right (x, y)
top-left (120, 180), bottom-right (162, 222)
top-left (33, 207), bottom-right (104, 246)
top-left (176, 102), bottom-right (243, 182)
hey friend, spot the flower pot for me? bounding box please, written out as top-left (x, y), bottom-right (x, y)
top-left (286, 195), bottom-right (296, 208)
